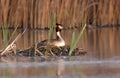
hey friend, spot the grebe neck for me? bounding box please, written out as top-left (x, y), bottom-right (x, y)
top-left (56, 31), bottom-right (63, 40)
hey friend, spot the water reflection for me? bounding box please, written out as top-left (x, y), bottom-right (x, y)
top-left (1, 27), bottom-right (120, 58)
top-left (0, 57), bottom-right (120, 78)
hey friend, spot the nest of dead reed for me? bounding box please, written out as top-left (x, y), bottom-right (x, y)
top-left (0, 42), bottom-right (87, 57)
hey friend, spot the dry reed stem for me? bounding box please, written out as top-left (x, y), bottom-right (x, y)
top-left (36, 49), bottom-right (44, 56)
top-left (0, 0), bottom-right (119, 28)
top-left (1, 27), bottom-right (27, 55)
top-left (1, 34), bottom-right (21, 55)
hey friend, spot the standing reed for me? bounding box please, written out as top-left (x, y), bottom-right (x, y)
top-left (45, 13), bottom-right (56, 56)
top-left (69, 24), bottom-right (86, 56)
top-left (2, 24), bottom-right (9, 48)
top-left (1, 23), bottom-right (19, 48)
top-left (0, 0), bottom-right (119, 28)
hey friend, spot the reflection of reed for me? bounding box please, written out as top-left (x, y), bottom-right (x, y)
top-left (85, 28), bottom-right (120, 58)
top-left (56, 59), bottom-right (65, 78)
top-left (0, 0), bottom-right (120, 28)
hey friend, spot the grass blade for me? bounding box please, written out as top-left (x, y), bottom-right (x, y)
top-left (69, 24), bottom-right (86, 56)
top-left (48, 14), bottom-right (56, 44)
top-left (2, 25), bottom-right (8, 48)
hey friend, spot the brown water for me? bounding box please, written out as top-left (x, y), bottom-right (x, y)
top-left (0, 27), bottom-right (120, 78)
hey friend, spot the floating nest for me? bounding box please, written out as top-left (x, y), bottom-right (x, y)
top-left (0, 42), bottom-right (87, 57)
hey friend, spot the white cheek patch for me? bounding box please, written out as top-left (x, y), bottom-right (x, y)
top-left (58, 26), bottom-right (63, 29)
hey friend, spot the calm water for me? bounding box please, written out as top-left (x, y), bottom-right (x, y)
top-left (0, 27), bottom-right (120, 78)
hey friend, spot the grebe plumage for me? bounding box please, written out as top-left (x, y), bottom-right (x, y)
top-left (39, 23), bottom-right (65, 47)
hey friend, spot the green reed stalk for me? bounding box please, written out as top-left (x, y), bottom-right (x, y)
top-left (2, 24), bottom-right (19, 48)
top-left (45, 14), bottom-right (56, 56)
top-left (69, 24), bottom-right (86, 56)
top-left (70, 32), bottom-right (75, 49)
top-left (34, 42), bottom-right (37, 56)
top-left (2, 24), bottom-right (9, 48)
top-left (8, 24), bottom-right (19, 43)
top-left (48, 14), bottom-right (56, 44)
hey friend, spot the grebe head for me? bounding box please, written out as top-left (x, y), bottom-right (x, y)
top-left (56, 23), bottom-right (63, 32)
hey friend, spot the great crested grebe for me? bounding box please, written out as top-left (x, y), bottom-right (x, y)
top-left (39, 23), bottom-right (65, 47)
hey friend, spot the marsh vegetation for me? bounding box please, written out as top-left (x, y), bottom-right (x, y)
top-left (0, 0), bottom-right (120, 29)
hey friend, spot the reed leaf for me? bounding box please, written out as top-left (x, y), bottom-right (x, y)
top-left (69, 24), bottom-right (86, 56)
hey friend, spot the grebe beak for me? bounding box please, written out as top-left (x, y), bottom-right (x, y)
top-left (58, 25), bottom-right (63, 29)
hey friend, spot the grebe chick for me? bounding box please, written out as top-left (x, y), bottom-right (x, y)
top-left (39, 23), bottom-right (65, 47)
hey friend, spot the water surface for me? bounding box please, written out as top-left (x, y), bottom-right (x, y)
top-left (0, 27), bottom-right (120, 78)
top-left (0, 56), bottom-right (120, 78)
